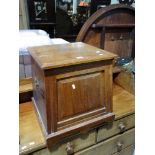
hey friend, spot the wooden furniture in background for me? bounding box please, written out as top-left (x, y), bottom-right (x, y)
top-left (76, 4), bottom-right (135, 61)
top-left (19, 4), bottom-right (135, 154)
top-left (19, 83), bottom-right (135, 155)
top-left (28, 42), bottom-right (117, 147)
top-left (19, 4), bottom-right (135, 102)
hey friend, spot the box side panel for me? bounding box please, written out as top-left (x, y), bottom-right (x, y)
top-left (31, 57), bottom-right (47, 132)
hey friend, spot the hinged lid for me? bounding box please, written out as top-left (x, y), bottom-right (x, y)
top-left (28, 42), bottom-right (117, 70)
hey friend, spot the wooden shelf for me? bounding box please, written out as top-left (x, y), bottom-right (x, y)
top-left (19, 78), bottom-right (33, 103)
top-left (91, 24), bottom-right (135, 29)
top-left (19, 78), bottom-right (32, 93)
top-left (30, 22), bottom-right (56, 26)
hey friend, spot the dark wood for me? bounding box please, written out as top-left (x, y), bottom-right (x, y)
top-left (31, 57), bottom-right (48, 132)
top-left (100, 27), bottom-right (105, 49)
top-left (19, 78), bottom-right (33, 103)
top-left (28, 42), bottom-right (116, 147)
top-left (92, 24), bottom-right (135, 29)
top-left (19, 91), bottom-right (33, 103)
top-left (46, 113), bottom-right (114, 146)
top-left (76, 4), bottom-right (135, 60)
top-left (131, 28), bottom-right (135, 58)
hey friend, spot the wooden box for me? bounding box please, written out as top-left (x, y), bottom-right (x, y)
top-left (28, 42), bottom-right (117, 146)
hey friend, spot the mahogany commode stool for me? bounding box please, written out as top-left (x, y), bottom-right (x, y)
top-left (28, 42), bottom-right (117, 147)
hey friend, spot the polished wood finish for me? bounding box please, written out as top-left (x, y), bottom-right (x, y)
top-left (19, 83), bottom-right (134, 154)
top-left (19, 4), bottom-right (135, 154)
top-left (29, 42), bottom-right (116, 70)
top-left (29, 42), bottom-right (116, 147)
top-left (18, 66), bottom-right (122, 103)
top-left (76, 4), bottom-right (135, 59)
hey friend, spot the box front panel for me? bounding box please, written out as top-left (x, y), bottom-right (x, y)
top-left (57, 69), bottom-right (108, 129)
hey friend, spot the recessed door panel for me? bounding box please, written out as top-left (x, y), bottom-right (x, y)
top-left (57, 72), bottom-right (105, 122)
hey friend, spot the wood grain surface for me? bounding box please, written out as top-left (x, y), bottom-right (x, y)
top-left (76, 4), bottom-right (135, 59)
top-left (113, 83), bottom-right (134, 119)
top-left (19, 83), bottom-right (134, 154)
top-left (30, 41), bottom-right (116, 145)
top-left (19, 78), bottom-right (32, 93)
top-left (28, 42), bottom-right (117, 70)
top-left (19, 102), bottom-right (46, 154)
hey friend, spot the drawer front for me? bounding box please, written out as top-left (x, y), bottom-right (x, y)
top-left (112, 145), bottom-right (135, 155)
top-left (97, 114), bottom-right (135, 142)
top-left (33, 130), bottom-right (96, 155)
top-left (75, 128), bottom-right (135, 155)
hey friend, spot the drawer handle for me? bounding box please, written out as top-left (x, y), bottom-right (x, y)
top-left (116, 141), bottom-right (123, 152)
top-left (118, 122), bottom-right (126, 132)
top-left (65, 142), bottom-right (74, 155)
